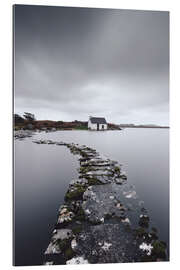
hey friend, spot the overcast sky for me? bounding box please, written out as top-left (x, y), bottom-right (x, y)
top-left (14, 5), bottom-right (169, 125)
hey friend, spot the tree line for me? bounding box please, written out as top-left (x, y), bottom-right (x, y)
top-left (14, 112), bottom-right (36, 124)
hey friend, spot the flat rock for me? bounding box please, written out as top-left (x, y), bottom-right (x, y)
top-left (45, 242), bottom-right (61, 255)
top-left (82, 183), bottom-right (144, 227)
top-left (74, 224), bottom-right (142, 263)
top-left (52, 229), bottom-right (73, 241)
top-left (82, 184), bottom-right (126, 223)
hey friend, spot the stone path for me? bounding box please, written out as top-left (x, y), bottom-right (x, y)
top-left (32, 139), bottom-right (167, 265)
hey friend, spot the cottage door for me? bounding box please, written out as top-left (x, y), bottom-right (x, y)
top-left (97, 123), bottom-right (99, 131)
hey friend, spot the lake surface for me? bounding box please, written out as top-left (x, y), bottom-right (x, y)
top-left (14, 128), bottom-right (169, 265)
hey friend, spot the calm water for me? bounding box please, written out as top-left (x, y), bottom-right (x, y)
top-left (14, 128), bottom-right (169, 265)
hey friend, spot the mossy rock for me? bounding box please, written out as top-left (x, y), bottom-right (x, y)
top-left (134, 227), bottom-right (147, 238)
top-left (151, 227), bottom-right (158, 233)
top-left (140, 255), bottom-right (155, 262)
top-left (105, 213), bottom-right (113, 220)
top-left (80, 151), bottom-right (88, 158)
top-left (120, 174), bottom-right (127, 180)
top-left (87, 177), bottom-right (101, 185)
top-left (124, 224), bottom-right (132, 233)
top-left (79, 166), bottom-right (93, 174)
top-left (74, 207), bottom-right (86, 221)
top-left (89, 219), bottom-right (103, 225)
top-left (14, 126), bottom-right (21, 131)
top-left (114, 166), bottom-right (121, 174)
top-left (152, 240), bottom-right (167, 259)
top-left (72, 225), bottom-right (83, 235)
top-left (64, 247), bottom-right (75, 259)
top-left (57, 238), bottom-right (72, 252)
top-left (149, 232), bottom-right (158, 241)
top-left (70, 150), bottom-right (80, 155)
top-left (65, 186), bottom-right (86, 201)
top-left (138, 215), bottom-right (150, 228)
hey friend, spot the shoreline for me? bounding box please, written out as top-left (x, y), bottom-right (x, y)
top-left (120, 126), bottom-right (169, 129)
top-left (14, 126), bottom-right (169, 134)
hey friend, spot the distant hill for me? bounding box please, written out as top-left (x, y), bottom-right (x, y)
top-left (119, 124), bottom-right (169, 128)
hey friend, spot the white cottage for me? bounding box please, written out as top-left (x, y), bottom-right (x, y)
top-left (88, 116), bottom-right (107, 131)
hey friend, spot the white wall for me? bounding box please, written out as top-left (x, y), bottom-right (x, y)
top-left (99, 124), bottom-right (107, 130)
top-left (88, 120), bottom-right (107, 130)
top-left (88, 120), bottom-right (97, 130)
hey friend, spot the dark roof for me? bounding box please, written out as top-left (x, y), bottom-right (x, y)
top-left (90, 117), bottom-right (107, 124)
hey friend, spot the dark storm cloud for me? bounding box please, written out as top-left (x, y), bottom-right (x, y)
top-left (14, 5), bottom-right (169, 124)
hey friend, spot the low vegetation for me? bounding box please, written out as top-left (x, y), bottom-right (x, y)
top-left (14, 113), bottom-right (120, 131)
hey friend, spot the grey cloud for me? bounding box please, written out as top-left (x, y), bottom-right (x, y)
top-left (14, 5), bottom-right (169, 125)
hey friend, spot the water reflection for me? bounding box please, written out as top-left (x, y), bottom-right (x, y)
top-left (14, 128), bottom-right (169, 265)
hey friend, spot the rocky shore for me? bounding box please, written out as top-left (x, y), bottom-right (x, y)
top-left (14, 130), bottom-right (35, 140)
top-left (31, 138), bottom-right (168, 265)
